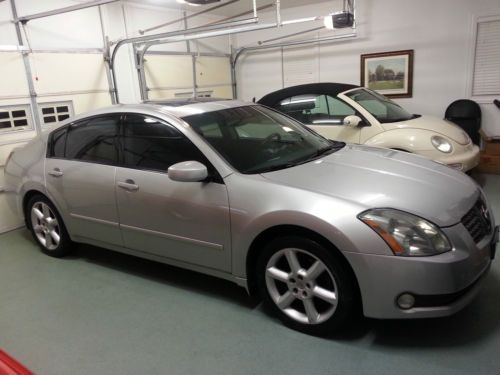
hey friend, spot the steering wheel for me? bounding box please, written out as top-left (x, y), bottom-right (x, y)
top-left (261, 132), bottom-right (282, 146)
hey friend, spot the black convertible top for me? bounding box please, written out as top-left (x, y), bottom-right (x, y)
top-left (258, 82), bottom-right (359, 106)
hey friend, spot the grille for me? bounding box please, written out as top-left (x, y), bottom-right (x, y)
top-left (461, 198), bottom-right (492, 243)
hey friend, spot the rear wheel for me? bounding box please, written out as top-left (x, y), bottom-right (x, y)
top-left (256, 236), bottom-right (358, 335)
top-left (27, 195), bottom-right (73, 257)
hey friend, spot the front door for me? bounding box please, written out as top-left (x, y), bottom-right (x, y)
top-left (115, 114), bottom-right (231, 272)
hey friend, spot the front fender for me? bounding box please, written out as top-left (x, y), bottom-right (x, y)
top-left (364, 128), bottom-right (437, 152)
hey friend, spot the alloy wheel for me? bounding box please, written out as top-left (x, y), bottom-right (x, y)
top-left (265, 248), bottom-right (338, 325)
top-left (30, 202), bottom-right (61, 250)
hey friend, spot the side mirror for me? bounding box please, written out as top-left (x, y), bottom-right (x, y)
top-left (168, 161), bottom-right (208, 182)
top-left (343, 115), bottom-right (362, 127)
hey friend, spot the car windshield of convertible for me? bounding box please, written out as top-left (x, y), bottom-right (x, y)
top-left (345, 88), bottom-right (415, 123)
top-left (183, 105), bottom-right (344, 174)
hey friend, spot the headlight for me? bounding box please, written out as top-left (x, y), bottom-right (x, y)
top-left (431, 135), bottom-right (453, 153)
top-left (358, 209), bottom-right (452, 256)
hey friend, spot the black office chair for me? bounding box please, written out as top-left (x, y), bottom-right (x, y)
top-left (444, 99), bottom-right (481, 145)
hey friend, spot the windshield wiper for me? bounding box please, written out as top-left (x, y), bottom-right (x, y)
top-left (303, 142), bottom-right (345, 160)
top-left (250, 142), bottom-right (345, 174)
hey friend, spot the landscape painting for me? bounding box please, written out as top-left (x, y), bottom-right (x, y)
top-left (360, 50), bottom-right (414, 98)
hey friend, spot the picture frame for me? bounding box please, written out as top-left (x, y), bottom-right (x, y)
top-left (360, 49), bottom-right (414, 98)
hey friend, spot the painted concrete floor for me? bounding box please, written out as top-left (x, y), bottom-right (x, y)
top-left (1, 174), bottom-right (499, 375)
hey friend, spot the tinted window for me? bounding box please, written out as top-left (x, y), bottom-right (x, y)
top-left (65, 116), bottom-right (119, 165)
top-left (184, 106), bottom-right (342, 174)
top-left (49, 127), bottom-right (68, 158)
top-left (121, 114), bottom-right (208, 172)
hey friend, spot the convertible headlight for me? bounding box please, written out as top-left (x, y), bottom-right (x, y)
top-left (358, 209), bottom-right (451, 256)
top-left (431, 135), bottom-right (453, 153)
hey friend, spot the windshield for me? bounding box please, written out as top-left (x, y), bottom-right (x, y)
top-left (183, 105), bottom-right (344, 174)
top-left (345, 88), bottom-right (414, 123)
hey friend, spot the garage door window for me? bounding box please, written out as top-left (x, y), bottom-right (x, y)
top-left (39, 101), bottom-right (74, 125)
top-left (0, 105), bottom-right (33, 132)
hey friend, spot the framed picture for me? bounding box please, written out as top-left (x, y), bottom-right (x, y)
top-left (360, 50), bottom-right (414, 98)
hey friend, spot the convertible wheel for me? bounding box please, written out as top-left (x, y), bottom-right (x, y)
top-left (257, 236), bottom-right (357, 335)
top-left (27, 195), bottom-right (72, 257)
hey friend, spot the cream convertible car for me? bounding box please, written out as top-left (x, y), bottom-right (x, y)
top-left (258, 83), bottom-right (480, 172)
top-left (4, 100), bottom-right (497, 335)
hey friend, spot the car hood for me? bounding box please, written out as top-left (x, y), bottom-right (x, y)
top-left (381, 115), bottom-right (470, 145)
top-left (261, 144), bottom-right (478, 226)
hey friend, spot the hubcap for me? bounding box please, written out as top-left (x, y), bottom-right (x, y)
top-left (265, 248), bottom-right (338, 325)
top-left (30, 202), bottom-right (61, 250)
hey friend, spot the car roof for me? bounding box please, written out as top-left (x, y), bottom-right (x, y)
top-left (143, 97), bottom-right (231, 106)
top-left (258, 82), bottom-right (359, 106)
top-left (43, 99), bottom-right (252, 134)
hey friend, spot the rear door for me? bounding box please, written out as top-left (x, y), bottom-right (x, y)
top-left (45, 115), bottom-right (122, 246)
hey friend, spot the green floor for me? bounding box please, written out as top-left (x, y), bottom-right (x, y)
top-left (1, 174), bottom-right (499, 375)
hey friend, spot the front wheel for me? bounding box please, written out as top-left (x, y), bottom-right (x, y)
top-left (27, 194), bottom-right (73, 257)
top-left (256, 236), bottom-right (358, 335)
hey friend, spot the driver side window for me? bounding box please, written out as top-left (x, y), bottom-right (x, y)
top-left (120, 114), bottom-right (209, 173)
top-left (277, 94), bottom-right (356, 125)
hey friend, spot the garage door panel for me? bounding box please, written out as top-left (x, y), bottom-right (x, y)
top-left (0, 53), bottom-right (30, 97)
top-left (144, 55), bottom-right (194, 89)
top-left (31, 53), bottom-right (108, 94)
top-left (195, 56), bottom-right (231, 86)
top-left (38, 93), bottom-right (112, 118)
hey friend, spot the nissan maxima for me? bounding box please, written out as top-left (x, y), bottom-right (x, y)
top-left (4, 99), bottom-right (498, 335)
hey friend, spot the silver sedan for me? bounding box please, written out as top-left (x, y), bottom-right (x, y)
top-left (4, 100), bottom-right (498, 335)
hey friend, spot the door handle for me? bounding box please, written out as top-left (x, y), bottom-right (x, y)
top-left (117, 179), bottom-right (139, 191)
top-left (48, 168), bottom-right (63, 177)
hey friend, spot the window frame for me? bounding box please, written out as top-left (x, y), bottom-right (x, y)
top-left (39, 101), bottom-right (74, 126)
top-left (0, 104), bottom-right (34, 134)
top-left (277, 93), bottom-right (368, 127)
top-left (47, 112), bottom-right (223, 183)
top-left (47, 114), bottom-right (121, 167)
top-left (118, 112), bottom-right (222, 182)
top-left (467, 11), bottom-right (500, 103)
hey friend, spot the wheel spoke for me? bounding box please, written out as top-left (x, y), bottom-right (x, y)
top-left (285, 249), bottom-right (301, 273)
top-left (306, 260), bottom-right (326, 281)
top-left (303, 299), bottom-right (320, 324)
top-left (266, 267), bottom-right (290, 283)
top-left (313, 286), bottom-right (337, 306)
top-left (42, 204), bottom-right (51, 218)
top-left (49, 230), bottom-right (60, 245)
top-left (276, 291), bottom-right (295, 309)
top-left (45, 232), bottom-right (52, 248)
top-left (47, 217), bottom-right (58, 228)
top-left (32, 207), bottom-right (44, 221)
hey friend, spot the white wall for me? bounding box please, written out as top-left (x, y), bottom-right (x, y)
top-left (235, 0), bottom-right (500, 136)
top-left (0, 0), bottom-right (230, 232)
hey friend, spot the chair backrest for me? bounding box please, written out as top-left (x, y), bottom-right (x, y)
top-left (444, 99), bottom-right (481, 145)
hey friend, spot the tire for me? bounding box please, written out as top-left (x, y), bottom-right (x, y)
top-left (256, 236), bottom-right (358, 336)
top-left (26, 194), bottom-right (73, 257)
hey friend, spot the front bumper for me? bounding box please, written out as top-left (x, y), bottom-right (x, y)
top-left (419, 144), bottom-right (480, 172)
top-left (345, 222), bottom-right (497, 319)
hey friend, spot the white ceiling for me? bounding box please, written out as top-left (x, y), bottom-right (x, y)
top-left (126, 0), bottom-right (332, 16)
